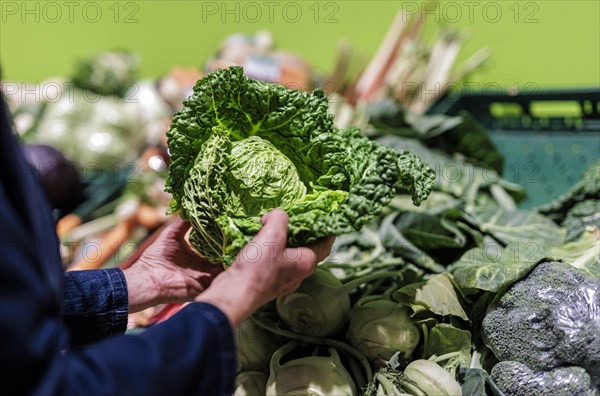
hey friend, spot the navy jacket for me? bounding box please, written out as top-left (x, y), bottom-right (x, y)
top-left (0, 95), bottom-right (236, 395)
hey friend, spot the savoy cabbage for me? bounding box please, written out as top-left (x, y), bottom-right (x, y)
top-left (166, 67), bottom-right (434, 265)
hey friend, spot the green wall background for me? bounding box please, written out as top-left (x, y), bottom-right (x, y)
top-left (1, 0), bottom-right (599, 88)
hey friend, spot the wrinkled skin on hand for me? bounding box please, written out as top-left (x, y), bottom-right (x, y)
top-left (124, 217), bottom-right (223, 312)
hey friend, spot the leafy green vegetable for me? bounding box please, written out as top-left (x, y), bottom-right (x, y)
top-left (394, 212), bottom-right (469, 251)
top-left (468, 206), bottom-right (565, 248)
top-left (548, 228), bottom-right (600, 279)
top-left (450, 239), bottom-right (545, 292)
top-left (458, 368), bottom-right (506, 396)
top-left (425, 324), bottom-right (472, 368)
top-left (394, 273), bottom-right (469, 321)
top-left (71, 51), bottom-right (139, 97)
top-left (166, 66), bottom-right (435, 264)
top-left (388, 208), bottom-right (481, 265)
top-left (365, 99), bottom-right (463, 139)
top-left (427, 111), bottom-right (504, 174)
top-left (379, 212), bottom-right (447, 273)
top-left (365, 101), bottom-right (503, 173)
top-left (452, 226), bottom-right (599, 292)
top-left (458, 368), bottom-right (488, 396)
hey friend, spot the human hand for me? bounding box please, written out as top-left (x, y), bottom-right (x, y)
top-left (123, 217), bottom-right (222, 313)
top-left (196, 209), bottom-right (335, 326)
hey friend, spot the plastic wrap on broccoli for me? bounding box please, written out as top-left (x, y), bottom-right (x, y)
top-left (491, 361), bottom-right (598, 396)
top-left (482, 261), bottom-right (600, 383)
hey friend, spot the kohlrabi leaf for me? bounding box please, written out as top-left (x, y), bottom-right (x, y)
top-left (449, 238), bottom-right (545, 292)
top-left (393, 212), bottom-right (469, 251)
top-left (379, 212), bottom-right (446, 273)
top-left (427, 111), bottom-right (504, 173)
top-left (425, 324), bottom-right (472, 368)
top-left (166, 67), bottom-right (435, 265)
top-left (469, 205), bottom-right (565, 248)
top-left (394, 273), bottom-right (469, 321)
top-left (548, 227), bottom-right (600, 279)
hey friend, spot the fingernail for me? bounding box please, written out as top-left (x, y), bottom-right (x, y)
top-left (261, 212), bottom-right (270, 225)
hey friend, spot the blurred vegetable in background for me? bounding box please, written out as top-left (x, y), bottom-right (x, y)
top-left (71, 51), bottom-right (139, 97)
top-left (22, 143), bottom-right (82, 212)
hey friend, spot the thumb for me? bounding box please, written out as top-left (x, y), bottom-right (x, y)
top-left (253, 209), bottom-right (289, 249)
top-left (165, 216), bottom-right (191, 241)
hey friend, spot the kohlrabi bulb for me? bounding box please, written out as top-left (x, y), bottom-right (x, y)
top-left (276, 268), bottom-right (351, 337)
top-left (266, 341), bottom-right (357, 396)
top-left (233, 371), bottom-right (269, 396)
top-left (236, 319), bottom-right (282, 373)
top-left (403, 359), bottom-right (462, 395)
top-left (347, 299), bottom-right (420, 363)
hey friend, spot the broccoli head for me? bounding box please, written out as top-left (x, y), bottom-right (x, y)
top-left (482, 261), bottom-right (600, 382)
top-left (491, 361), bottom-right (598, 396)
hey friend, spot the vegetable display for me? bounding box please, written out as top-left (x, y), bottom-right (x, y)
top-left (165, 66), bottom-right (435, 265)
top-left (5, 19), bottom-right (598, 396)
top-left (232, 109), bottom-right (600, 395)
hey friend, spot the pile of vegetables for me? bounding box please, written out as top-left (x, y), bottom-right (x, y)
top-left (162, 67), bottom-right (600, 395)
top-left (4, 52), bottom-right (191, 271)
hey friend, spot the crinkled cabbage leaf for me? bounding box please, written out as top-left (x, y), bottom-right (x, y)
top-left (166, 67), bottom-right (434, 265)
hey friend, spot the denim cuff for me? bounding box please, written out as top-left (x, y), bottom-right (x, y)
top-left (62, 268), bottom-right (129, 346)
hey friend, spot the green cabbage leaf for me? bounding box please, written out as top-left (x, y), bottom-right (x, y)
top-left (166, 67), bottom-right (434, 265)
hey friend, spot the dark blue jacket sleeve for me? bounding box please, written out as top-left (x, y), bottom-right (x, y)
top-left (0, 95), bottom-right (236, 395)
top-left (62, 268), bottom-right (129, 346)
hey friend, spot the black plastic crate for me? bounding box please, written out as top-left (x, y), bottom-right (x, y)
top-left (429, 88), bottom-right (600, 208)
